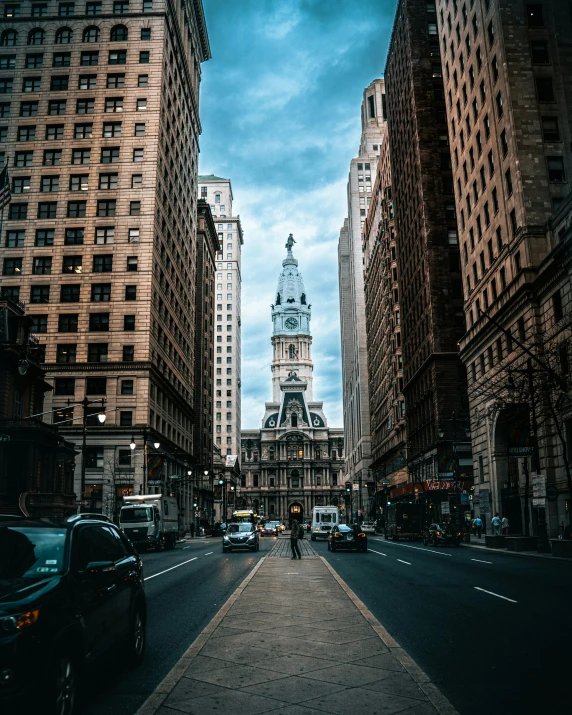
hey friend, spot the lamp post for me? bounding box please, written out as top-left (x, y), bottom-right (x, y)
top-left (129, 428), bottom-right (160, 495)
top-left (73, 397), bottom-right (106, 504)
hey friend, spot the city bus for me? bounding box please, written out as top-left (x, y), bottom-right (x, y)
top-left (231, 509), bottom-right (259, 526)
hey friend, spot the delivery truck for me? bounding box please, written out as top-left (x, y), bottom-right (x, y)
top-left (119, 494), bottom-right (179, 551)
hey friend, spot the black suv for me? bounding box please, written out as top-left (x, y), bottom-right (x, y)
top-left (0, 514), bottom-right (146, 714)
top-left (422, 522), bottom-right (463, 547)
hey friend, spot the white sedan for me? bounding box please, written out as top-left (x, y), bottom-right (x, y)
top-left (360, 522), bottom-right (375, 534)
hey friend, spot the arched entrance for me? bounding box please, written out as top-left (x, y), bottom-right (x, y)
top-left (289, 501), bottom-right (303, 527)
top-left (493, 405), bottom-right (529, 535)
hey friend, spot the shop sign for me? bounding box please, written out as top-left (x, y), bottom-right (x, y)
top-left (425, 480), bottom-right (457, 491)
top-left (532, 474), bottom-right (546, 498)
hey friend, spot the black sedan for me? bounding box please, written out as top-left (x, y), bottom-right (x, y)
top-left (327, 524), bottom-right (368, 552)
top-left (422, 522), bottom-right (462, 546)
top-left (0, 514), bottom-right (146, 715)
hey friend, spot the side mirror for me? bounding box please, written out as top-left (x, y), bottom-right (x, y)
top-left (83, 560), bottom-right (115, 576)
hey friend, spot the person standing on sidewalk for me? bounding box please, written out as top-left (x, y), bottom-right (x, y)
top-left (290, 519), bottom-right (301, 559)
top-left (473, 516), bottom-right (483, 538)
top-left (491, 513), bottom-right (501, 535)
top-left (502, 516), bottom-right (509, 536)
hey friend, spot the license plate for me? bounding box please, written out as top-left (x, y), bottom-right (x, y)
top-left (347, 535), bottom-right (353, 541)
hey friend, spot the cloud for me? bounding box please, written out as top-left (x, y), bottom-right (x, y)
top-left (200, 0), bottom-right (398, 429)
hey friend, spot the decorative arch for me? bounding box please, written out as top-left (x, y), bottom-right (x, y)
top-left (0, 30), bottom-right (17, 46)
top-left (55, 27), bottom-right (73, 44)
top-left (110, 24), bottom-right (128, 41)
top-left (27, 28), bottom-right (45, 46)
top-left (82, 26), bottom-right (100, 43)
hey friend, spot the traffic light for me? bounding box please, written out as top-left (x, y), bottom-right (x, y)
top-left (218, 478), bottom-right (224, 486)
top-left (193, 500), bottom-right (198, 508)
top-left (345, 481), bottom-right (351, 494)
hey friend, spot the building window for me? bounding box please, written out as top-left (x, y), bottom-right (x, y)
top-left (61, 284), bottom-right (80, 302)
top-left (65, 228), bottom-right (84, 245)
top-left (536, 77), bottom-right (555, 103)
top-left (33, 256), bottom-right (52, 275)
top-left (67, 201), bottom-right (86, 218)
top-left (56, 344), bottom-right (76, 363)
top-left (547, 157), bottom-right (565, 183)
top-left (58, 313), bottom-right (78, 332)
top-left (95, 227), bottom-right (115, 245)
top-left (121, 380), bottom-right (134, 395)
top-left (125, 285), bottom-right (136, 300)
top-left (93, 255), bottom-right (113, 272)
top-left (541, 116), bottom-right (559, 142)
top-left (123, 315), bottom-right (135, 330)
top-left (89, 313), bottom-right (109, 331)
top-left (91, 283), bottom-right (111, 302)
top-left (87, 343), bottom-right (108, 363)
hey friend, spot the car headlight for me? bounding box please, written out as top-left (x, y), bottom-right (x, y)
top-left (223, 536), bottom-right (230, 542)
top-left (1, 609), bottom-right (40, 633)
top-left (247, 534), bottom-right (256, 540)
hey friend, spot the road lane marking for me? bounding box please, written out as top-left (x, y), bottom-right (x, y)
top-left (205, 552), bottom-right (213, 555)
top-left (397, 559), bottom-right (411, 565)
top-left (474, 586), bottom-right (517, 603)
top-left (471, 558), bottom-right (493, 564)
top-left (374, 539), bottom-right (452, 556)
top-left (369, 549), bottom-right (387, 556)
top-left (145, 557), bottom-right (197, 581)
top-left (182, 546), bottom-right (190, 550)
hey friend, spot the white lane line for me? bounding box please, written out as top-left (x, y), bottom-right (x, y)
top-left (397, 559), bottom-right (411, 565)
top-left (369, 549), bottom-right (387, 557)
top-left (144, 557), bottom-right (197, 581)
top-left (182, 546), bottom-right (190, 550)
top-left (374, 539), bottom-right (452, 556)
top-left (471, 558), bottom-right (493, 564)
top-left (474, 586), bottom-right (517, 603)
top-left (205, 552), bottom-right (213, 555)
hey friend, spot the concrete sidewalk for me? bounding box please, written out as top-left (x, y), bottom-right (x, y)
top-left (137, 548), bottom-right (457, 715)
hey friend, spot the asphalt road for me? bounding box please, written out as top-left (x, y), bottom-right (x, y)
top-left (82, 534), bottom-right (275, 715)
top-left (316, 536), bottom-right (572, 715)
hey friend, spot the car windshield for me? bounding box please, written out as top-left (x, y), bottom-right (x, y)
top-left (0, 526), bottom-right (67, 579)
top-left (227, 524), bottom-right (253, 533)
top-left (320, 514), bottom-right (334, 522)
top-left (338, 525), bottom-right (354, 533)
top-left (120, 507), bottom-right (153, 523)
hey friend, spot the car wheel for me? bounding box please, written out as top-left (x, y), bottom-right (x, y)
top-left (50, 648), bottom-right (78, 715)
top-left (128, 605), bottom-right (146, 665)
top-left (311, 535), bottom-right (316, 541)
top-left (432, 537), bottom-right (438, 547)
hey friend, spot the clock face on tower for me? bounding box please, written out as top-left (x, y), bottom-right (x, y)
top-left (285, 317), bottom-right (298, 330)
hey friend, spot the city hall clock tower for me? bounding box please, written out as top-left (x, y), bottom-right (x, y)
top-left (271, 235), bottom-right (314, 401)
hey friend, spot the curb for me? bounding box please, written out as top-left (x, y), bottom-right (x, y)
top-left (462, 542), bottom-right (572, 561)
top-left (135, 556), bottom-right (267, 715)
top-left (318, 555), bottom-right (459, 715)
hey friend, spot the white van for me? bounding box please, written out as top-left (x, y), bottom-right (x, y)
top-left (311, 506), bottom-right (339, 541)
top-left (120, 494), bottom-right (179, 551)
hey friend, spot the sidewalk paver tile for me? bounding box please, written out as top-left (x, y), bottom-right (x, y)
top-left (306, 686), bottom-right (427, 715)
top-left (242, 674), bottom-right (347, 703)
top-left (163, 678), bottom-right (220, 705)
top-left (256, 653), bottom-right (337, 676)
top-left (352, 654), bottom-right (407, 672)
top-left (302, 662), bottom-right (389, 687)
top-left (162, 688), bottom-right (288, 715)
top-left (189, 663), bottom-right (288, 688)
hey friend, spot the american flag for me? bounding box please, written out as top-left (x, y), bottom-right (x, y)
top-left (0, 165), bottom-right (11, 211)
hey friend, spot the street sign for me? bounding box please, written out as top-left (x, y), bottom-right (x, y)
top-left (532, 474), bottom-right (546, 499)
top-left (381, 479), bottom-right (390, 486)
top-left (352, 483), bottom-right (359, 491)
top-left (148, 480), bottom-right (162, 486)
top-left (441, 502), bottom-right (450, 515)
top-left (0, 434), bottom-right (10, 442)
top-left (546, 484), bottom-right (558, 502)
top-left (532, 497), bottom-right (546, 508)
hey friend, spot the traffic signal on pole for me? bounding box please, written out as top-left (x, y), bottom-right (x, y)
top-left (345, 481), bottom-right (351, 494)
top-left (218, 478), bottom-right (224, 485)
top-left (193, 501), bottom-right (198, 508)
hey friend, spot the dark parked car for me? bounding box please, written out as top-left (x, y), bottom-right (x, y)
top-left (0, 514), bottom-right (146, 715)
top-left (423, 522), bottom-right (462, 546)
top-left (327, 524), bottom-right (368, 552)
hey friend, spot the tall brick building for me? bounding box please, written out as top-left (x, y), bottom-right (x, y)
top-left (363, 131), bottom-right (407, 497)
top-left (0, 0), bottom-right (211, 524)
top-left (338, 79), bottom-right (386, 514)
top-left (384, 0), bottom-right (472, 506)
top-left (436, 0), bottom-right (572, 534)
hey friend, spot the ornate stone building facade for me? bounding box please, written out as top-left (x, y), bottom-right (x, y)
top-left (241, 237), bottom-right (344, 525)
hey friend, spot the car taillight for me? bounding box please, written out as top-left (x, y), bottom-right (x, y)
top-left (358, 533), bottom-right (366, 537)
top-left (457, 532), bottom-right (461, 536)
top-left (436, 531), bottom-right (442, 535)
top-left (334, 533), bottom-right (343, 538)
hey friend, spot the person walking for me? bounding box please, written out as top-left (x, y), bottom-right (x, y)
top-left (290, 519), bottom-right (302, 559)
top-left (491, 513), bottom-right (501, 535)
top-left (502, 516), bottom-right (509, 536)
top-left (473, 516), bottom-right (483, 538)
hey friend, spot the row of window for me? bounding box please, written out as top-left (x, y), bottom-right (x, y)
top-left (9, 173), bottom-right (144, 194)
top-left (30, 310), bottom-right (138, 331)
top-left (54, 375), bottom-right (134, 397)
top-left (3, 253), bottom-right (137, 279)
top-left (16, 282), bottom-right (137, 309)
top-left (4, 1), bottom-right (154, 18)
top-left (51, 342), bottom-right (134, 362)
top-left (7, 148), bottom-right (145, 170)
top-left (1, 52), bottom-right (148, 75)
top-left (7, 195), bottom-right (144, 220)
top-left (6, 224), bottom-right (139, 249)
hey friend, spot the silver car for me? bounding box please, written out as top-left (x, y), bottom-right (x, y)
top-left (223, 523), bottom-right (260, 552)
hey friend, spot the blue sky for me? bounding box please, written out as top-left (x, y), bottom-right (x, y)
top-left (199, 0), bottom-right (397, 429)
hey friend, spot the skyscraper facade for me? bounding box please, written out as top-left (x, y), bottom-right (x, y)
top-left (197, 175), bottom-right (243, 460)
top-left (0, 0), bottom-right (210, 522)
top-left (385, 0), bottom-right (472, 505)
top-left (363, 130), bottom-right (407, 495)
top-left (241, 237), bottom-right (344, 526)
top-left (437, 0), bottom-right (572, 533)
top-left (338, 79), bottom-right (386, 515)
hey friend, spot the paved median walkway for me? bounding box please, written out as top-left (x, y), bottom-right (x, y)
top-left (138, 556), bottom-right (456, 715)
top-left (267, 534), bottom-right (317, 557)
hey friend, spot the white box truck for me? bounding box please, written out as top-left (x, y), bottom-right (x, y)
top-left (119, 494), bottom-right (179, 551)
top-left (311, 505), bottom-right (339, 541)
